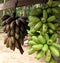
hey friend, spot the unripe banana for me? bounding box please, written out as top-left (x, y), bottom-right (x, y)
top-left (51, 33), bottom-right (58, 42)
top-left (28, 40), bottom-right (37, 45)
top-left (47, 8), bottom-right (52, 14)
top-left (50, 46), bottom-right (60, 57)
top-left (47, 39), bottom-right (53, 45)
top-left (28, 22), bottom-right (35, 27)
top-left (42, 24), bottom-right (48, 33)
top-left (41, 18), bottom-right (46, 23)
top-left (45, 50), bottom-right (51, 62)
top-left (48, 29), bottom-right (54, 34)
top-left (27, 30), bottom-right (34, 36)
top-left (48, 23), bottom-right (56, 30)
top-left (52, 8), bottom-right (59, 14)
top-left (30, 22), bottom-right (42, 33)
top-left (33, 22), bottom-right (42, 31)
top-left (29, 8), bottom-right (42, 16)
top-left (52, 43), bottom-right (60, 49)
top-left (42, 44), bottom-right (48, 52)
top-left (47, 0), bottom-right (53, 7)
top-left (49, 57), bottom-right (57, 63)
top-left (43, 10), bottom-right (47, 19)
top-left (28, 16), bottom-right (40, 23)
top-left (38, 35), bottom-right (46, 44)
top-left (44, 33), bottom-right (49, 41)
top-left (32, 36), bottom-right (39, 43)
top-left (52, 1), bottom-right (60, 7)
top-left (47, 16), bottom-right (56, 22)
top-left (32, 44), bottom-right (43, 50)
top-left (28, 48), bottom-right (36, 55)
top-left (36, 51), bottom-right (45, 60)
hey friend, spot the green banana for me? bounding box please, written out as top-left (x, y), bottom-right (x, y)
top-left (30, 8), bottom-right (42, 16)
top-left (38, 35), bottom-right (46, 44)
top-left (32, 36), bottom-right (39, 43)
top-left (43, 10), bottom-right (47, 19)
top-left (36, 51), bottom-right (45, 60)
top-left (49, 57), bottom-right (57, 63)
top-left (47, 0), bottom-right (53, 7)
top-left (33, 22), bottom-right (42, 31)
top-left (42, 44), bottom-right (48, 52)
top-left (27, 30), bottom-right (34, 36)
top-left (47, 16), bottom-right (56, 22)
top-left (48, 23), bottom-right (56, 30)
top-left (43, 4), bottom-right (48, 9)
top-left (48, 29), bottom-right (54, 34)
top-left (28, 40), bottom-right (37, 45)
top-left (30, 29), bottom-right (36, 33)
top-left (28, 0), bottom-right (60, 62)
top-left (47, 39), bottom-right (53, 45)
top-left (40, 29), bottom-right (44, 35)
top-left (28, 16), bottom-right (40, 23)
top-left (30, 22), bottom-right (42, 33)
top-left (47, 8), bottom-right (52, 14)
top-left (52, 1), bottom-right (60, 7)
top-left (41, 18), bottom-right (46, 23)
top-left (50, 46), bottom-right (60, 57)
top-left (52, 8), bottom-right (59, 14)
top-left (28, 22), bottom-right (35, 27)
top-left (45, 50), bottom-right (51, 62)
top-left (44, 33), bottom-right (49, 41)
top-left (51, 33), bottom-right (58, 42)
top-left (42, 24), bottom-right (48, 33)
top-left (28, 48), bottom-right (36, 55)
top-left (52, 43), bottom-right (60, 49)
top-left (32, 44), bottom-right (43, 50)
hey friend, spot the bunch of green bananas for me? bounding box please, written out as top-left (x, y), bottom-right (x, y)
top-left (2, 14), bottom-right (28, 54)
top-left (28, 0), bottom-right (60, 63)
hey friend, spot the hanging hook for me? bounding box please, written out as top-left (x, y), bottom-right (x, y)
top-left (13, 0), bottom-right (18, 18)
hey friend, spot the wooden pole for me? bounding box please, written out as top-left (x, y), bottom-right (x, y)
top-left (23, 6), bottom-right (26, 16)
top-left (3, 0), bottom-right (6, 15)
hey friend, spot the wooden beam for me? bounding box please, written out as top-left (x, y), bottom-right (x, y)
top-left (0, 0), bottom-right (15, 10)
top-left (0, 0), bottom-right (47, 11)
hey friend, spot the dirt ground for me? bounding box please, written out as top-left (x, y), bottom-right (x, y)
top-left (0, 33), bottom-right (46, 63)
